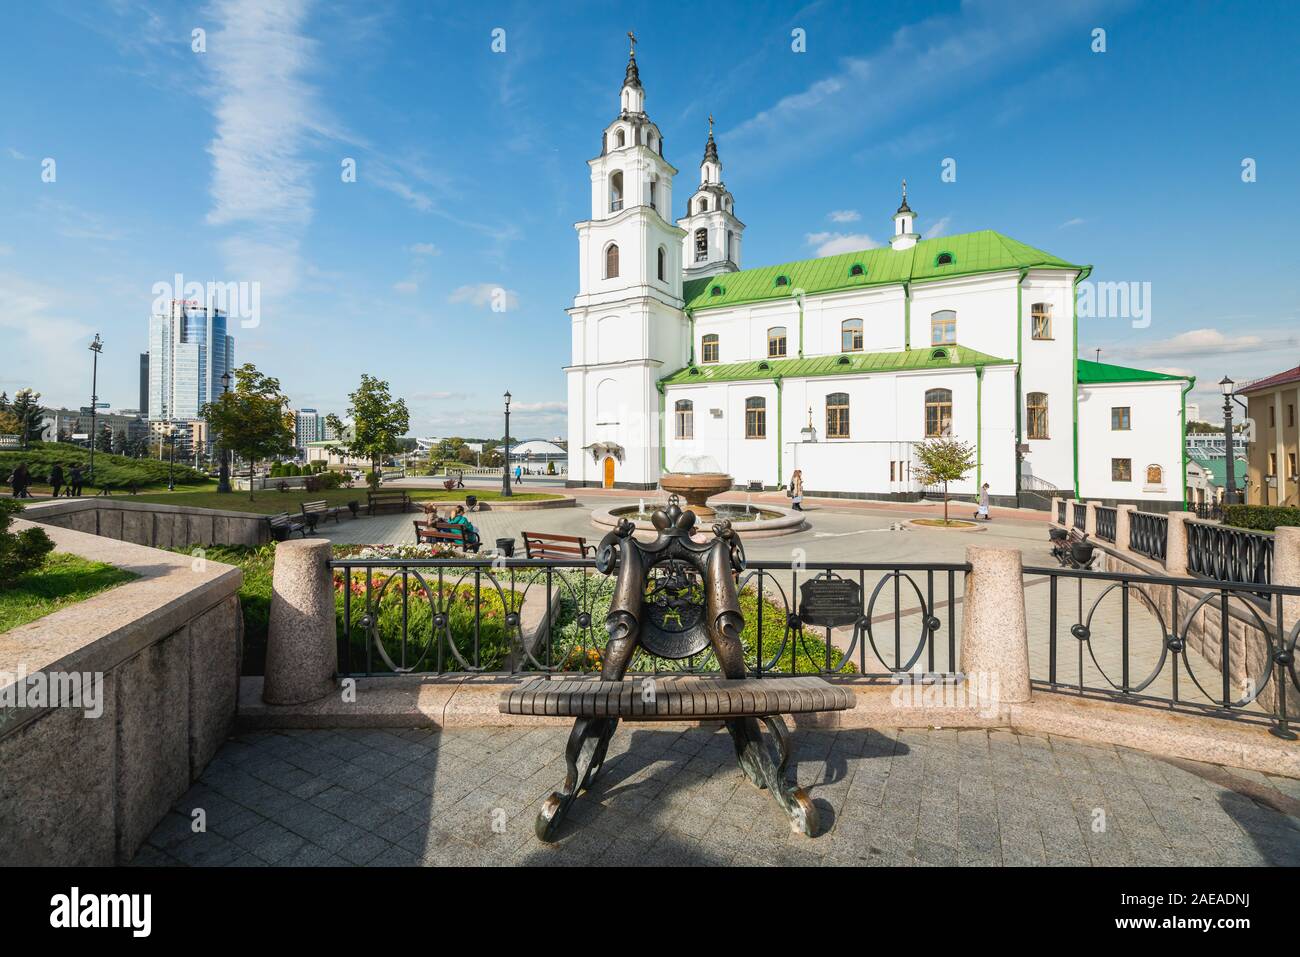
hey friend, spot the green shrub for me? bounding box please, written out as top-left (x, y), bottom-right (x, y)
top-left (0, 442), bottom-right (205, 489)
top-left (1220, 504), bottom-right (1299, 531)
top-left (0, 499), bottom-right (55, 587)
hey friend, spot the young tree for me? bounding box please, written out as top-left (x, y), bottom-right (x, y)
top-left (200, 363), bottom-right (296, 500)
top-left (326, 375), bottom-right (410, 489)
top-left (7, 389), bottom-right (44, 447)
top-left (95, 423), bottom-right (113, 453)
top-left (112, 427), bottom-right (127, 456)
top-left (912, 438), bottom-right (978, 524)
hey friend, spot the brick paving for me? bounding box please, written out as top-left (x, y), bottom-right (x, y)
top-left (133, 726), bottom-right (1300, 867)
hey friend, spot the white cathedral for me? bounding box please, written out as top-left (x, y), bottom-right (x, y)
top-left (565, 41), bottom-right (1191, 509)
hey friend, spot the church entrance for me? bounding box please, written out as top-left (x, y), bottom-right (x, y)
top-left (602, 456), bottom-right (615, 488)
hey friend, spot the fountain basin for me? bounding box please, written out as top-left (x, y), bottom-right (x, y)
top-left (658, 471), bottom-right (734, 519)
top-left (591, 501), bottom-right (807, 540)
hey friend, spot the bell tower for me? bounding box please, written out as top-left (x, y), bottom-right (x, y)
top-left (678, 115), bottom-right (745, 280)
top-left (566, 34), bottom-right (688, 490)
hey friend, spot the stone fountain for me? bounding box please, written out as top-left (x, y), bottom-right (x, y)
top-left (657, 454), bottom-right (734, 520)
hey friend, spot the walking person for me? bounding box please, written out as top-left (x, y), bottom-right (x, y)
top-left (789, 469), bottom-right (804, 511)
top-left (10, 462), bottom-right (30, 498)
top-left (975, 482), bottom-right (991, 521)
top-left (68, 465), bottom-right (83, 497)
top-left (49, 463), bottom-right (63, 498)
top-left (515, 464), bottom-right (523, 485)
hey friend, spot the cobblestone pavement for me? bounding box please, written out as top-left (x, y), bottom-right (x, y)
top-left (133, 726), bottom-right (1300, 867)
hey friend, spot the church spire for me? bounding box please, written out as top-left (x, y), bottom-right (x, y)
top-left (890, 179), bottom-right (918, 250)
top-left (703, 114), bottom-right (718, 163)
top-left (623, 30), bottom-right (641, 90)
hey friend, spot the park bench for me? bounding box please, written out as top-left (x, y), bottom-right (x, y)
top-left (301, 499), bottom-right (347, 526)
top-left (521, 531), bottom-right (595, 560)
top-left (413, 520), bottom-right (481, 552)
top-left (502, 498), bottom-right (856, 842)
top-left (267, 512), bottom-right (310, 541)
top-left (367, 490), bottom-right (410, 515)
top-left (1049, 526), bottom-right (1096, 569)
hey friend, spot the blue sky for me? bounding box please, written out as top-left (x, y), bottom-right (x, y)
top-left (2, 0), bottom-right (1297, 437)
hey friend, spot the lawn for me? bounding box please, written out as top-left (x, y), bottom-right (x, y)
top-left (0, 552), bottom-right (139, 634)
top-left (132, 486), bottom-right (561, 514)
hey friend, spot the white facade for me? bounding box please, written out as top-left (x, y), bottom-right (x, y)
top-left (564, 44), bottom-right (1190, 506)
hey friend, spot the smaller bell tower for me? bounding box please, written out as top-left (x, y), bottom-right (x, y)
top-left (889, 179), bottom-right (919, 250)
top-left (678, 115), bottom-right (745, 280)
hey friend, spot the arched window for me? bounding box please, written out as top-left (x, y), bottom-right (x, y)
top-left (609, 170), bottom-right (623, 213)
top-left (648, 177), bottom-right (657, 212)
top-left (841, 318), bottom-right (863, 352)
top-left (1031, 302), bottom-right (1052, 339)
top-left (745, 397), bottom-right (766, 439)
top-left (701, 333), bottom-right (719, 363)
top-left (648, 133), bottom-right (657, 152)
top-left (931, 310), bottom-right (956, 346)
top-left (726, 231), bottom-right (733, 261)
top-left (674, 399), bottom-right (694, 440)
top-left (767, 326), bottom-right (787, 358)
top-left (849, 263), bottom-right (865, 277)
top-left (934, 252), bottom-right (955, 267)
top-left (657, 246), bottom-right (666, 282)
top-left (925, 388), bottom-right (953, 437)
top-left (1146, 464), bottom-right (1164, 486)
top-left (774, 275), bottom-right (789, 287)
top-left (604, 243), bottom-right (619, 279)
top-left (697, 197), bottom-right (708, 213)
top-left (1026, 392), bottom-right (1049, 440)
top-left (614, 128), bottom-right (626, 148)
top-left (826, 392), bottom-right (850, 439)
top-left (694, 228), bottom-right (708, 262)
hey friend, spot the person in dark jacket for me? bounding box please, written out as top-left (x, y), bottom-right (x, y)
top-left (68, 465), bottom-right (83, 497)
top-left (11, 462), bottom-right (30, 497)
top-left (49, 463), bottom-right (64, 498)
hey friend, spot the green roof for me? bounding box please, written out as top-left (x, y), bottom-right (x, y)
top-left (682, 230), bottom-right (1084, 312)
top-left (1076, 359), bottom-right (1191, 385)
top-left (1189, 450), bottom-right (1246, 489)
top-left (660, 344), bottom-right (1012, 387)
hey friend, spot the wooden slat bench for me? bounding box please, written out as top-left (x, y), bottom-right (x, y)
top-left (413, 520), bottom-right (481, 552)
top-left (267, 512), bottom-right (309, 540)
top-left (368, 490), bottom-right (410, 515)
top-left (501, 674), bottom-right (856, 840)
top-left (521, 531), bottom-right (595, 560)
top-left (300, 499), bottom-right (346, 526)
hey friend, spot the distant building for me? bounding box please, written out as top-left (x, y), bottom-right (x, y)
top-left (139, 353), bottom-right (149, 414)
top-left (509, 439), bottom-right (568, 472)
top-left (1240, 364), bottom-right (1299, 506)
top-left (39, 407), bottom-right (147, 447)
top-left (294, 408), bottom-right (324, 452)
top-left (147, 299), bottom-right (235, 425)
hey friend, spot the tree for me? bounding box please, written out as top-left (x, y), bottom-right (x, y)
top-left (112, 427), bottom-right (127, 456)
top-left (326, 375), bottom-right (409, 489)
top-left (4, 389), bottom-right (44, 447)
top-left (912, 438), bottom-right (977, 524)
top-left (96, 423), bottom-right (113, 453)
top-left (200, 363), bottom-right (296, 500)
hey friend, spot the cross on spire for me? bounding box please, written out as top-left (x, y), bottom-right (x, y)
top-left (622, 31), bottom-right (642, 90)
top-left (628, 30), bottom-right (636, 54)
top-left (708, 113), bottom-right (714, 135)
top-left (896, 178), bottom-right (913, 215)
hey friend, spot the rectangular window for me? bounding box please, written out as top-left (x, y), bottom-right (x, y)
top-left (826, 393), bottom-right (850, 439)
top-left (1112, 458), bottom-right (1132, 482)
top-left (1270, 407), bottom-right (1276, 427)
top-left (674, 402), bottom-right (693, 440)
top-left (1290, 404), bottom-right (1295, 428)
top-left (701, 335), bottom-right (718, 364)
top-left (1290, 452), bottom-right (1298, 478)
top-left (1031, 303), bottom-right (1052, 339)
top-left (745, 398), bottom-right (766, 439)
top-left (930, 311), bottom-right (956, 346)
top-left (768, 328), bottom-right (787, 358)
top-left (1111, 407), bottom-right (1131, 431)
top-left (1269, 452), bottom-right (1278, 476)
top-left (1026, 393), bottom-right (1049, 440)
top-left (890, 461), bottom-right (895, 482)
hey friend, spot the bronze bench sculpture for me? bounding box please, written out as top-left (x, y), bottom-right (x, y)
top-left (499, 496), bottom-right (856, 841)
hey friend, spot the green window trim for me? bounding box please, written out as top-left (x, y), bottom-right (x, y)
top-left (710, 284), bottom-right (725, 296)
top-left (848, 263), bottom-right (866, 278)
top-left (773, 274), bottom-right (790, 287)
top-left (934, 251), bottom-right (956, 267)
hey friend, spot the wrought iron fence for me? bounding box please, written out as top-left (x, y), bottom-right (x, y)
top-left (1191, 501), bottom-right (1224, 522)
top-left (1129, 510), bottom-right (1168, 562)
top-left (1056, 500), bottom-right (1067, 524)
top-left (1186, 519), bottom-right (1274, 599)
top-left (1095, 505), bottom-right (1117, 543)
top-left (1028, 564), bottom-right (1300, 735)
top-left (328, 557), bottom-right (968, 681)
top-left (1072, 502), bottom-right (1087, 531)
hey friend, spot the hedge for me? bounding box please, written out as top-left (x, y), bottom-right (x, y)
top-left (0, 442), bottom-right (206, 489)
top-left (1220, 504), bottom-right (1300, 531)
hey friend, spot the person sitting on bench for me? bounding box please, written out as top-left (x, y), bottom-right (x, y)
top-left (447, 505), bottom-right (476, 538)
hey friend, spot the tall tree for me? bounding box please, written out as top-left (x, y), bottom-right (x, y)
top-left (912, 438), bottom-right (978, 524)
top-left (200, 363), bottom-right (296, 500)
top-left (7, 389), bottom-right (44, 447)
top-left (96, 423), bottom-right (113, 453)
top-left (326, 374), bottom-right (409, 489)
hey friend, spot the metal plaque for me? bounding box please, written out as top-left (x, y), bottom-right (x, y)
top-left (798, 576), bottom-right (862, 628)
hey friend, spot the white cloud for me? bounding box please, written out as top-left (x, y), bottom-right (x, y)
top-left (827, 210), bottom-right (860, 223)
top-left (512, 401), bottom-right (566, 413)
top-left (448, 283), bottom-right (520, 311)
top-left (923, 216), bottom-right (951, 239)
top-left (6, 147), bottom-right (27, 160)
top-left (203, 0), bottom-right (326, 296)
top-left (1059, 217), bottom-right (1086, 229)
top-left (805, 232), bottom-right (877, 257)
top-left (0, 273), bottom-right (95, 397)
top-left (393, 280), bottom-right (419, 294)
top-left (409, 242), bottom-right (440, 256)
top-left (1131, 328), bottom-right (1288, 359)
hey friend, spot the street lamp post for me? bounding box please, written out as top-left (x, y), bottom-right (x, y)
top-left (217, 370), bottom-right (232, 494)
top-left (502, 391), bottom-right (513, 497)
top-left (1220, 376), bottom-right (1238, 506)
top-left (88, 334), bottom-right (103, 484)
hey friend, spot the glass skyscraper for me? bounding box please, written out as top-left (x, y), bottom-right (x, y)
top-left (147, 300), bottom-right (235, 426)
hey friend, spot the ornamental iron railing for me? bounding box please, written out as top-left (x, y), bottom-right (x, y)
top-left (1072, 502), bottom-right (1087, 532)
top-left (1057, 500), bottom-right (1067, 524)
top-left (1129, 511), bottom-right (1168, 562)
top-left (1186, 519), bottom-right (1274, 599)
top-left (1095, 506), bottom-right (1117, 543)
top-left (1028, 564), bottom-right (1300, 736)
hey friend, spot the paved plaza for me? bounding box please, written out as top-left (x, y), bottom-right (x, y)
top-left (133, 725), bottom-right (1300, 867)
